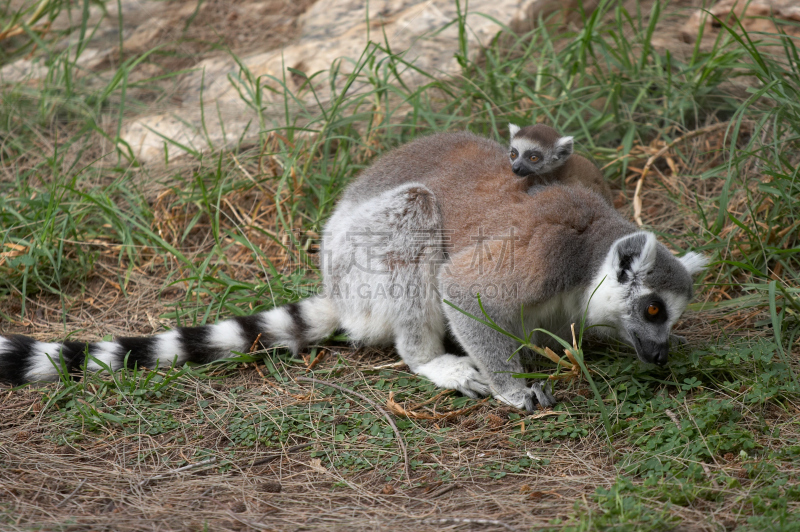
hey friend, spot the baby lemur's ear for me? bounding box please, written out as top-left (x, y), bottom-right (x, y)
top-left (554, 136), bottom-right (573, 160)
top-left (508, 123), bottom-right (521, 138)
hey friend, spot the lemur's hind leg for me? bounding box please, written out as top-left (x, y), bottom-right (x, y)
top-left (323, 183), bottom-right (489, 398)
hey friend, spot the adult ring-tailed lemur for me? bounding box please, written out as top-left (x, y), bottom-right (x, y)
top-left (0, 131), bottom-right (706, 411)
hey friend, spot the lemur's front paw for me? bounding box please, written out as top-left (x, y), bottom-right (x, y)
top-left (495, 381), bottom-right (556, 412)
top-left (530, 382), bottom-right (556, 409)
top-left (415, 355), bottom-right (490, 399)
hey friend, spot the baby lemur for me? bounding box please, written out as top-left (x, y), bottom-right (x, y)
top-left (509, 123), bottom-right (613, 204)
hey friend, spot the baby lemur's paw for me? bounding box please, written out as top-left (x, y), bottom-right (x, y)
top-left (495, 382), bottom-right (557, 412)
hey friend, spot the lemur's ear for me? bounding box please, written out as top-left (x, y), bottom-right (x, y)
top-left (679, 252), bottom-right (708, 277)
top-left (508, 123), bottom-right (521, 138)
top-left (555, 136), bottom-right (574, 160)
top-left (612, 233), bottom-right (657, 284)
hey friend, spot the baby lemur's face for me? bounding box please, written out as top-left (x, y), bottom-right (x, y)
top-left (508, 123), bottom-right (574, 178)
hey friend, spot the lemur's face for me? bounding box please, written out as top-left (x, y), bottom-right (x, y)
top-left (509, 141), bottom-right (546, 177)
top-left (508, 124), bottom-right (574, 178)
top-left (585, 233), bottom-right (707, 366)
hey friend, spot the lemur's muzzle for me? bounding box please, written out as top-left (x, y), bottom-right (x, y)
top-left (512, 163), bottom-right (531, 177)
top-left (631, 334), bottom-right (669, 366)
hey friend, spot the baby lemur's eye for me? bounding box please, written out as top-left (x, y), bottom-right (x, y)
top-left (510, 150), bottom-right (518, 160)
top-left (530, 155), bottom-right (539, 162)
top-left (647, 304), bottom-right (660, 317)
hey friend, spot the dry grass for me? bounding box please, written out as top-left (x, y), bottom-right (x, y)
top-left (2, 0), bottom-right (800, 530)
top-left (3, 345), bottom-right (796, 531)
top-left (0, 362), bottom-right (610, 531)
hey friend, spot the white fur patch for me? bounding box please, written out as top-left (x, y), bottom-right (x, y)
top-left (509, 137), bottom-right (542, 154)
top-left (263, 307), bottom-right (294, 341)
top-left (415, 355), bottom-right (489, 398)
top-left (630, 232), bottom-right (658, 277)
top-left (86, 341), bottom-right (122, 372)
top-left (585, 248), bottom-right (627, 338)
top-left (262, 307), bottom-right (305, 353)
top-left (338, 309), bottom-right (395, 346)
top-left (556, 135), bottom-right (574, 147)
top-left (299, 297), bottom-right (339, 342)
top-left (555, 135), bottom-right (574, 157)
top-left (154, 330), bottom-right (184, 367)
top-left (207, 320), bottom-right (246, 352)
top-left (661, 291), bottom-right (690, 329)
top-left (24, 342), bottom-right (64, 381)
top-left (508, 123), bottom-right (521, 138)
top-left (679, 252), bottom-right (708, 277)
top-left (264, 308), bottom-right (293, 334)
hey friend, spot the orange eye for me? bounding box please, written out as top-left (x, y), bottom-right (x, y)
top-left (510, 152), bottom-right (517, 160)
top-left (530, 155), bottom-right (539, 162)
top-left (647, 304), bottom-right (660, 316)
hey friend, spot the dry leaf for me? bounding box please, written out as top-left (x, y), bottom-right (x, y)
top-left (308, 458), bottom-right (326, 473)
top-left (386, 391), bottom-right (486, 420)
top-left (486, 413), bottom-right (505, 429)
top-left (528, 411), bottom-right (561, 420)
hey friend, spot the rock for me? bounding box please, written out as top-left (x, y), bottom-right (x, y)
top-left (0, 48), bottom-right (110, 84)
top-left (0, 0), bottom-right (184, 84)
top-left (122, 0), bottom-right (593, 164)
top-left (680, 0), bottom-right (800, 44)
top-left (0, 0), bottom-right (596, 164)
top-left (510, 0), bottom-right (600, 34)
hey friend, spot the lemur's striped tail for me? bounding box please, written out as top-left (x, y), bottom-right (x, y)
top-left (0, 297), bottom-right (339, 385)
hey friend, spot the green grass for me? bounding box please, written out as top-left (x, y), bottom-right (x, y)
top-left (1, 0), bottom-right (800, 529)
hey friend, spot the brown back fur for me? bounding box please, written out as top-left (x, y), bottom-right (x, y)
top-left (345, 132), bottom-right (634, 302)
top-left (542, 154), bottom-right (614, 204)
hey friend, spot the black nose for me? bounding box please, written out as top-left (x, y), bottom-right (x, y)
top-left (653, 343), bottom-right (669, 365)
top-left (633, 334), bottom-right (669, 365)
top-left (645, 341), bottom-right (669, 366)
top-left (512, 165), bottom-right (529, 177)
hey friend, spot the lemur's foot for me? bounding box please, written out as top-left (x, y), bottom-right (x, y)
top-left (494, 381), bottom-right (556, 412)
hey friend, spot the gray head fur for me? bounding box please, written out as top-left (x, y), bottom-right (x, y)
top-left (587, 232), bottom-right (708, 366)
top-left (508, 123), bottom-right (574, 177)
